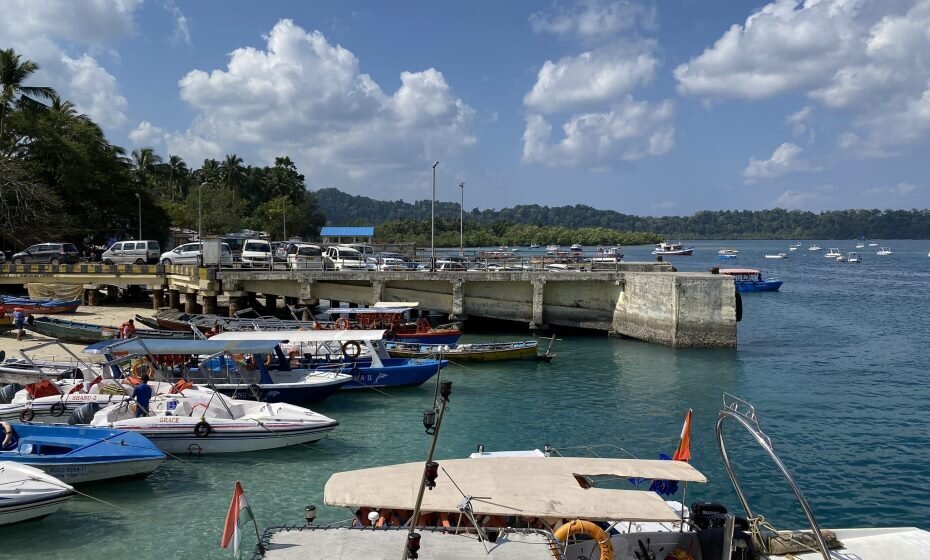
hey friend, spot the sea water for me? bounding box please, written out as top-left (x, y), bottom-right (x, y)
top-left (5, 239), bottom-right (930, 559)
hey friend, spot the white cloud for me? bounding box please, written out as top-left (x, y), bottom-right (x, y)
top-left (165, 0), bottom-right (191, 46)
top-left (863, 182), bottom-right (918, 196)
top-left (530, 0), bottom-right (657, 41)
top-left (0, 0), bottom-right (140, 130)
top-left (786, 106), bottom-right (814, 140)
top-left (157, 19), bottom-right (475, 190)
top-left (774, 188), bottom-right (834, 210)
top-left (675, 0), bottom-right (930, 155)
top-left (522, 97), bottom-right (675, 166)
top-left (743, 142), bottom-right (817, 183)
top-left (129, 121), bottom-right (165, 146)
top-left (523, 48), bottom-right (658, 113)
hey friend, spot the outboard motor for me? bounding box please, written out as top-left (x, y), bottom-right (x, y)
top-left (68, 402), bottom-right (101, 425)
top-left (0, 383), bottom-right (23, 404)
top-left (691, 502), bottom-right (757, 560)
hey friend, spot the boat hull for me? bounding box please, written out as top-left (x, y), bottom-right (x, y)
top-left (216, 378), bottom-right (350, 404)
top-left (0, 299), bottom-right (80, 315)
top-left (652, 249), bottom-right (694, 256)
top-left (0, 492), bottom-right (72, 526)
top-left (121, 422), bottom-right (336, 454)
top-left (342, 361), bottom-right (444, 389)
top-left (29, 457), bottom-right (164, 484)
top-left (26, 317), bottom-right (194, 344)
top-left (387, 345), bottom-right (539, 362)
top-left (391, 332), bottom-right (461, 345)
top-left (735, 280), bottom-right (783, 292)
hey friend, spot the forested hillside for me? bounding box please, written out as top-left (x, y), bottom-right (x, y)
top-left (317, 188), bottom-right (930, 239)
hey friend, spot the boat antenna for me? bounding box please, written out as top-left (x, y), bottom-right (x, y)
top-left (402, 380), bottom-right (452, 560)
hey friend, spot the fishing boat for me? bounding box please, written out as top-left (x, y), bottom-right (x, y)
top-left (569, 243), bottom-right (583, 251)
top-left (0, 356), bottom-right (89, 386)
top-left (529, 243), bottom-right (540, 249)
top-left (846, 252), bottom-right (862, 263)
top-left (652, 241), bottom-right (694, 256)
top-left (720, 268), bottom-right (783, 292)
top-left (825, 248), bottom-right (842, 258)
top-left (0, 297), bottom-right (80, 314)
top-left (0, 423), bottom-right (165, 484)
top-left (26, 316), bottom-right (194, 345)
top-left (90, 391), bottom-right (338, 455)
top-left (764, 253), bottom-right (787, 259)
top-left (877, 247), bottom-right (893, 256)
top-left (325, 308), bottom-right (462, 345)
top-left (0, 462), bottom-right (73, 525)
top-left (385, 340), bottom-right (547, 362)
top-left (808, 244), bottom-right (822, 251)
top-left (210, 330), bottom-right (446, 390)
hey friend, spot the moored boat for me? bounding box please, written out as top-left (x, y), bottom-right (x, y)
top-left (877, 247), bottom-right (893, 255)
top-left (26, 316), bottom-right (195, 344)
top-left (825, 248), bottom-right (842, 258)
top-left (720, 268), bottom-right (783, 292)
top-left (652, 241), bottom-right (694, 256)
top-left (385, 340), bottom-right (546, 362)
top-left (846, 252), bottom-right (863, 263)
top-left (0, 462), bottom-right (73, 525)
top-left (764, 253), bottom-right (787, 259)
top-left (0, 297), bottom-right (80, 315)
top-left (809, 244), bottom-right (822, 251)
top-left (0, 423), bottom-right (165, 484)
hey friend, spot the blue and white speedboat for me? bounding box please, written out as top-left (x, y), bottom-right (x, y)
top-left (0, 462), bottom-right (73, 525)
top-left (211, 330), bottom-right (447, 390)
top-left (0, 423), bottom-right (165, 484)
top-left (719, 268), bottom-right (783, 292)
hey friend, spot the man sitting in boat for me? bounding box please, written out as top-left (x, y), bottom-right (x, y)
top-left (120, 319), bottom-right (137, 339)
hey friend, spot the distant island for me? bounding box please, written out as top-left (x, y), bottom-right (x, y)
top-left (317, 188), bottom-right (930, 244)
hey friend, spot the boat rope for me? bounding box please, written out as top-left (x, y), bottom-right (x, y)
top-left (97, 437), bottom-right (195, 464)
top-left (35, 477), bottom-right (152, 518)
top-left (251, 420), bottom-right (339, 456)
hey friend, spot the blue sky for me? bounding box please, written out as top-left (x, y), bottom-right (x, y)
top-left (3, 0), bottom-right (929, 215)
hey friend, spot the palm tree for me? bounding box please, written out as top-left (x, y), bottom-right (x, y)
top-left (131, 147), bottom-right (162, 188)
top-left (0, 48), bottom-right (56, 142)
top-left (165, 154), bottom-right (189, 200)
top-left (220, 153), bottom-right (245, 191)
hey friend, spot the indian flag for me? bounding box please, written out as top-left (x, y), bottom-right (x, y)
top-left (221, 481), bottom-right (255, 557)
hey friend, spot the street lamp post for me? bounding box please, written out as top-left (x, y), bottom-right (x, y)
top-left (198, 182), bottom-right (207, 242)
top-left (431, 161), bottom-right (439, 271)
top-left (134, 193), bottom-right (142, 240)
top-left (282, 195), bottom-right (287, 240)
top-left (458, 182), bottom-right (464, 257)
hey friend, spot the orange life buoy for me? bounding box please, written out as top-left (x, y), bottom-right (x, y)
top-left (335, 317), bottom-right (351, 330)
top-left (553, 520), bottom-right (613, 560)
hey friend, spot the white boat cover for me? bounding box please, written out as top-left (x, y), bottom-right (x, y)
top-left (83, 338), bottom-right (280, 355)
top-left (324, 457), bottom-right (707, 522)
top-left (374, 301), bottom-right (419, 308)
top-left (211, 330), bottom-right (387, 342)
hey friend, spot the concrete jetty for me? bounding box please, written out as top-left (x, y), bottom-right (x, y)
top-left (0, 262), bottom-right (738, 348)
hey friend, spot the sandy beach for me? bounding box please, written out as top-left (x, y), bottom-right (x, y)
top-left (1, 304), bottom-right (155, 361)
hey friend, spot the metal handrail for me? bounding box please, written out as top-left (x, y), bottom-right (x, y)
top-left (715, 393), bottom-right (831, 560)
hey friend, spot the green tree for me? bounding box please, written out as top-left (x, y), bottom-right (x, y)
top-left (0, 48), bottom-right (56, 143)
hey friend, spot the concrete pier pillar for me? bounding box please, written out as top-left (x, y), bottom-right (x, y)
top-left (530, 279), bottom-right (547, 330)
top-left (86, 288), bottom-right (99, 306)
top-left (300, 304), bottom-right (314, 321)
top-left (450, 279), bottom-right (466, 321)
top-left (228, 297), bottom-right (241, 317)
top-left (151, 288), bottom-right (164, 310)
top-left (168, 289), bottom-right (181, 310)
top-left (264, 294), bottom-right (277, 312)
top-left (184, 292), bottom-right (197, 314)
top-left (247, 292), bottom-right (258, 310)
top-left (202, 294), bottom-right (217, 315)
top-left (371, 280), bottom-right (385, 305)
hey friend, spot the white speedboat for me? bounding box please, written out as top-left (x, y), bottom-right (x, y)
top-left (545, 244), bottom-right (559, 253)
top-left (868, 242), bottom-right (879, 246)
top-left (764, 253), bottom-right (787, 259)
top-left (529, 243), bottom-right (539, 249)
top-left (856, 243), bottom-right (865, 249)
top-left (788, 246), bottom-right (798, 251)
top-left (877, 247), bottom-right (893, 255)
top-left (718, 248), bottom-right (739, 255)
top-left (825, 248), bottom-right (842, 257)
top-left (0, 462), bottom-right (73, 525)
top-left (569, 243), bottom-right (583, 251)
top-left (836, 254), bottom-right (848, 262)
top-left (90, 391), bottom-right (338, 454)
top-left (809, 244), bottom-right (822, 251)
top-left (847, 252), bottom-right (863, 263)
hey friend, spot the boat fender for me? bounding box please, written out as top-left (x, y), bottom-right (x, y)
top-left (194, 420), bottom-right (212, 438)
top-left (342, 341), bottom-right (362, 360)
top-left (553, 520), bottom-right (613, 560)
top-left (735, 291), bottom-right (743, 322)
top-left (19, 408), bottom-right (35, 422)
top-left (0, 383), bottom-right (23, 404)
top-left (49, 401), bottom-right (66, 417)
top-left (68, 402), bottom-right (101, 425)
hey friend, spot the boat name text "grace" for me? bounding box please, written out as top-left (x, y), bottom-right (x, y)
top-left (158, 417), bottom-right (181, 423)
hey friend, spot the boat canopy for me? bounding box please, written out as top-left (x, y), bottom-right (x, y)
top-left (211, 329), bottom-right (387, 343)
top-left (719, 269), bottom-right (760, 275)
top-left (324, 308), bottom-right (414, 315)
top-left (324, 457), bottom-right (707, 522)
top-left (373, 301), bottom-right (419, 308)
top-left (83, 338), bottom-right (279, 355)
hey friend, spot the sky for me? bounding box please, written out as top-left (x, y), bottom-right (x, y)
top-left (2, 0), bottom-right (930, 216)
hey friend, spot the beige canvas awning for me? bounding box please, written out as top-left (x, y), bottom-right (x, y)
top-left (324, 457), bottom-right (706, 522)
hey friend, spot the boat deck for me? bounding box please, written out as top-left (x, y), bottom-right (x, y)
top-left (257, 526), bottom-right (561, 559)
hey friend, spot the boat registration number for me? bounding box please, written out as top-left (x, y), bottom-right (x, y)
top-left (68, 394), bottom-right (97, 402)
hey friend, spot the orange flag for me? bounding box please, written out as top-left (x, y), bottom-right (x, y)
top-left (672, 409), bottom-right (692, 462)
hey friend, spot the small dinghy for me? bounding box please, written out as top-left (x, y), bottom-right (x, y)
top-left (0, 423), bottom-right (165, 484)
top-left (0, 462), bottom-right (73, 525)
top-left (0, 297), bottom-right (80, 314)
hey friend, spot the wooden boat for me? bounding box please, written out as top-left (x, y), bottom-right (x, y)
top-left (26, 316), bottom-right (195, 344)
top-left (385, 340), bottom-right (547, 362)
top-left (0, 297), bottom-right (80, 314)
top-left (720, 268), bottom-right (783, 292)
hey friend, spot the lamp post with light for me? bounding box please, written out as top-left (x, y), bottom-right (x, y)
top-left (458, 181), bottom-right (464, 257)
top-left (431, 161), bottom-right (439, 271)
top-left (134, 193), bottom-right (142, 240)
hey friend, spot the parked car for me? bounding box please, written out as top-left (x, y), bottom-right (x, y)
top-left (241, 239), bottom-right (273, 268)
top-left (324, 245), bottom-right (367, 270)
top-left (11, 243), bottom-right (81, 265)
top-left (421, 259), bottom-right (468, 272)
top-left (287, 244), bottom-right (325, 270)
top-left (371, 252), bottom-right (417, 270)
top-left (160, 242), bottom-right (233, 266)
top-left (367, 256), bottom-right (410, 271)
top-left (101, 240), bottom-right (161, 264)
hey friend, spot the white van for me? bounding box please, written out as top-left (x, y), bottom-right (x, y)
top-left (102, 240), bottom-right (161, 264)
top-left (241, 239), bottom-right (273, 268)
top-left (324, 246), bottom-right (367, 270)
top-left (287, 244), bottom-right (325, 270)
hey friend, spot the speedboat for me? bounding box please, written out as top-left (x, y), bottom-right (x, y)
top-left (569, 243), bottom-right (583, 252)
top-left (545, 244), bottom-right (559, 253)
top-left (0, 423), bottom-right (164, 484)
top-left (0, 462), bottom-right (73, 525)
top-left (836, 254), bottom-right (848, 262)
top-left (808, 244), bottom-right (822, 251)
top-left (652, 241), bottom-right (694, 256)
top-left (856, 243), bottom-right (865, 249)
top-left (211, 330), bottom-right (446, 390)
top-left (825, 248), bottom-right (842, 258)
top-left (529, 243), bottom-right (540, 249)
top-left (720, 268), bottom-right (783, 292)
top-left (764, 253), bottom-right (787, 259)
top-left (788, 246), bottom-right (798, 251)
top-left (877, 247), bottom-right (893, 256)
top-left (868, 242), bottom-right (879, 246)
top-left (90, 391), bottom-right (338, 455)
top-left (846, 252), bottom-right (863, 263)
top-left (718, 249), bottom-right (738, 255)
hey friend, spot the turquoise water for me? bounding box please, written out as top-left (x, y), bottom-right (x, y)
top-left (5, 239), bottom-right (930, 559)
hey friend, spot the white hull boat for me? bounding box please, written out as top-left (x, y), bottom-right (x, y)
top-left (825, 248), bottom-right (842, 257)
top-left (765, 253), bottom-right (787, 259)
top-left (877, 247), bottom-right (893, 255)
top-left (0, 462), bottom-right (73, 525)
top-left (91, 393), bottom-right (338, 454)
top-left (808, 244), bottom-right (821, 251)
